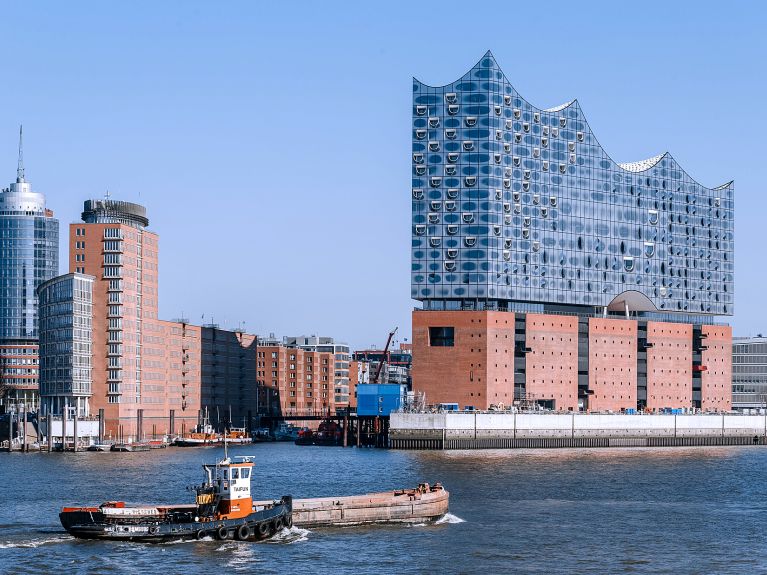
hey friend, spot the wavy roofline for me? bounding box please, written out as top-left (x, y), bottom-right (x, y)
top-left (414, 50), bottom-right (733, 191)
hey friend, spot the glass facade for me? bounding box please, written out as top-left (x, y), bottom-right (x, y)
top-left (732, 337), bottom-right (767, 410)
top-left (37, 273), bottom-right (93, 416)
top-left (412, 52), bottom-right (734, 319)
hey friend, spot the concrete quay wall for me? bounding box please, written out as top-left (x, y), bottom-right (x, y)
top-left (389, 413), bottom-right (767, 449)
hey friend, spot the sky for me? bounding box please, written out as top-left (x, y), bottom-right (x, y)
top-left (0, 1), bottom-right (765, 349)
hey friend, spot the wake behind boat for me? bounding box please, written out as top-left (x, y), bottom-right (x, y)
top-left (59, 450), bottom-right (291, 542)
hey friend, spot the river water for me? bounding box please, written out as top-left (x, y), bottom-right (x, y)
top-left (1, 443), bottom-right (766, 574)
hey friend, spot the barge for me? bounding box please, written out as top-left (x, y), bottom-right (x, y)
top-left (274, 483), bottom-right (449, 528)
top-left (59, 453), bottom-right (291, 542)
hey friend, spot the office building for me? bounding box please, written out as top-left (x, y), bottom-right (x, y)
top-left (411, 52), bottom-right (733, 412)
top-left (732, 337), bottom-right (767, 411)
top-left (37, 272), bottom-right (94, 417)
top-left (0, 128), bottom-right (59, 412)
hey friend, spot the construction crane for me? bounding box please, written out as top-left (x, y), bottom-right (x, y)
top-left (373, 327), bottom-right (398, 384)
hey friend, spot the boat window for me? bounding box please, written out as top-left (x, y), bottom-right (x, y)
top-left (232, 468), bottom-right (240, 479)
top-left (223, 469), bottom-right (229, 480)
top-left (241, 468), bottom-right (250, 479)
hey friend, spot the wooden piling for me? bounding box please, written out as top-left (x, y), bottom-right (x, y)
top-left (22, 410), bottom-right (27, 452)
top-left (47, 413), bottom-right (52, 453)
top-left (73, 414), bottom-right (78, 452)
top-left (7, 412), bottom-right (13, 452)
top-left (98, 409), bottom-right (104, 444)
top-left (62, 406), bottom-right (68, 451)
top-left (343, 415), bottom-right (348, 447)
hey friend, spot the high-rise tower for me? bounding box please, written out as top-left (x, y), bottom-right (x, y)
top-left (0, 127), bottom-right (59, 412)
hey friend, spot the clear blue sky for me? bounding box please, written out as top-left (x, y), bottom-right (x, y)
top-left (0, 1), bottom-right (764, 348)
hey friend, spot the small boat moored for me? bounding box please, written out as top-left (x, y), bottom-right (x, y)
top-left (59, 451), bottom-right (292, 542)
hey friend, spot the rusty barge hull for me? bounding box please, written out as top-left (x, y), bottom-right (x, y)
top-left (258, 485), bottom-right (449, 528)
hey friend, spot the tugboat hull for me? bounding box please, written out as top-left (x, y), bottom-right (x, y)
top-left (60, 497), bottom-right (292, 543)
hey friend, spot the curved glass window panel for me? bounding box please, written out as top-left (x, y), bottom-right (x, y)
top-left (413, 153), bottom-right (424, 164)
top-left (415, 129), bottom-right (426, 140)
top-left (496, 130), bottom-right (503, 140)
top-left (503, 250), bottom-right (511, 261)
top-left (494, 105), bottom-right (502, 116)
top-left (542, 161), bottom-right (549, 171)
top-left (430, 237), bottom-right (442, 247)
top-left (543, 126), bottom-right (549, 136)
top-left (541, 207), bottom-right (548, 217)
top-left (504, 167), bottom-right (513, 177)
top-left (462, 141), bottom-right (475, 151)
top-left (514, 203), bottom-right (521, 214)
top-left (445, 165), bottom-right (457, 175)
top-left (447, 249), bottom-right (458, 259)
top-left (503, 202), bottom-right (511, 213)
top-left (428, 213), bottom-right (440, 224)
top-left (415, 165), bottom-right (426, 175)
top-left (493, 225), bottom-right (501, 236)
top-left (446, 225), bottom-right (458, 235)
top-left (448, 104), bottom-right (459, 115)
top-left (504, 215), bottom-right (512, 224)
top-left (495, 189), bottom-right (503, 200)
top-left (447, 188), bottom-right (459, 199)
top-left (559, 164), bottom-right (566, 174)
top-left (412, 189), bottom-right (424, 200)
top-left (494, 153), bottom-right (501, 164)
top-left (462, 213), bottom-right (475, 223)
top-left (504, 143), bottom-right (511, 153)
top-left (429, 141), bottom-right (440, 152)
top-left (542, 137), bottom-right (548, 148)
top-left (644, 242), bottom-right (655, 257)
top-left (464, 237), bottom-right (477, 247)
top-left (464, 176), bottom-right (476, 187)
top-left (569, 153), bottom-right (576, 164)
top-left (532, 241), bottom-right (540, 252)
top-left (447, 153), bottom-right (459, 163)
top-left (504, 95), bottom-right (512, 105)
top-left (533, 112), bottom-right (540, 123)
top-left (532, 194), bottom-right (540, 205)
top-left (623, 257), bottom-right (635, 272)
top-left (428, 117), bottom-right (440, 128)
top-left (430, 201), bottom-right (441, 211)
top-left (513, 156), bottom-right (521, 167)
top-left (514, 133), bottom-right (522, 143)
top-left (504, 179), bottom-right (511, 189)
top-left (430, 177), bottom-right (442, 187)
top-left (513, 192), bottom-right (521, 201)
top-left (445, 129), bottom-right (457, 139)
top-left (445, 201), bottom-right (456, 211)
top-left (533, 148), bottom-right (540, 158)
top-left (648, 210), bottom-right (659, 225)
top-left (552, 127), bottom-right (559, 137)
top-left (568, 142), bottom-right (576, 152)
top-left (523, 216), bottom-right (531, 227)
top-left (577, 131), bottom-right (584, 142)
top-left (513, 108), bottom-right (521, 119)
top-left (445, 92), bottom-right (457, 104)
top-left (444, 261), bottom-right (456, 271)
top-left (550, 196), bottom-right (557, 207)
top-left (504, 239), bottom-right (513, 249)
top-left (559, 117), bottom-right (567, 127)
top-left (522, 228), bottom-right (530, 239)
top-left (524, 170), bottom-right (531, 180)
top-left (414, 225), bottom-right (426, 235)
top-left (714, 197), bottom-right (721, 207)
top-left (416, 105), bottom-right (427, 116)
top-left (505, 119), bottom-right (513, 130)
top-left (523, 122), bottom-right (530, 133)
top-left (465, 117), bottom-right (477, 127)
top-left (522, 181), bottom-right (530, 191)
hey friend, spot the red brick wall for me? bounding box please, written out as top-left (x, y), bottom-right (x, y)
top-left (525, 314), bottom-right (578, 411)
top-left (646, 322), bottom-right (692, 410)
top-left (700, 325), bottom-right (732, 412)
top-left (588, 318), bottom-right (637, 412)
top-left (412, 310), bottom-right (515, 409)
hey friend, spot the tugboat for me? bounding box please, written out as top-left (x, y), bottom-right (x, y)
top-left (59, 447), bottom-right (292, 542)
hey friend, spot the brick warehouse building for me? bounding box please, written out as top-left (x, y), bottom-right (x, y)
top-left (411, 53), bottom-right (733, 412)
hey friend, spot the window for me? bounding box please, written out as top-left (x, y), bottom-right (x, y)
top-left (429, 327), bottom-right (455, 347)
top-left (462, 141), bottom-right (474, 151)
top-left (428, 141), bottom-right (440, 152)
top-left (464, 176), bottom-right (476, 187)
top-left (448, 104), bottom-right (459, 115)
top-left (494, 105), bottom-right (501, 116)
top-left (447, 153), bottom-right (459, 163)
top-left (446, 188), bottom-right (459, 199)
top-left (413, 153), bottom-right (424, 164)
top-left (465, 117), bottom-right (477, 127)
top-left (428, 117), bottom-right (440, 128)
top-left (413, 189), bottom-right (424, 199)
top-left (445, 93), bottom-right (457, 104)
top-left (416, 105), bottom-right (427, 116)
top-left (445, 129), bottom-right (456, 139)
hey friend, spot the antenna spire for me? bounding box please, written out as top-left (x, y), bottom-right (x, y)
top-left (16, 125), bottom-right (25, 183)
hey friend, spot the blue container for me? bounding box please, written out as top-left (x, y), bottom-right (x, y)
top-left (357, 384), bottom-right (405, 416)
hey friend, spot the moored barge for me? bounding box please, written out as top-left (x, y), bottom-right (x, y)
top-left (59, 454), bottom-right (291, 542)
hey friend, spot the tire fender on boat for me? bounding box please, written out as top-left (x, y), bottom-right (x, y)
top-left (196, 529), bottom-right (207, 540)
top-left (149, 526), bottom-right (160, 535)
top-left (273, 516), bottom-right (284, 532)
top-left (236, 524), bottom-right (250, 541)
top-left (216, 526), bottom-right (229, 540)
top-left (284, 513), bottom-right (293, 528)
top-left (257, 522), bottom-right (269, 538)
